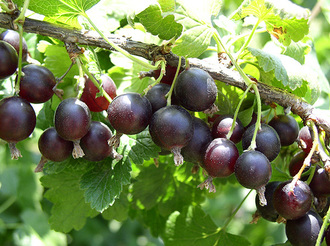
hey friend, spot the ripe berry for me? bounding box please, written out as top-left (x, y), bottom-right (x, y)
top-left (154, 63), bottom-right (183, 85)
top-left (17, 64), bottom-right (56, 103)
top-left (234, 151), bottom-right (272, 205)
top-left (309, 167), bottom-right (330, 198)
top-left (54, 98), bottom-right (91, 158)
top-left (297, 126), bottom-right (313, 154)
top-left (268, 114), bottom-right (299, 146)
top-left (0, 40), bottom-right (18, 80)
top-left (80, 74), bottom-right (117, 112)
top-left (211, 114), bottom-right (244, 143)
top-left (203, 138), bottom-right (239, 178)
top-left (273, 180), bottom-right (313, 220)
top-left (107, 93), bottom-right (152, 135)
top-left (286, 210), bottom-right (323, 246)
top-left (242, 123), bottom-right (281, 161)
top-left (149, 105), bottom-right (194, 165)
top-left (0, 96), bottom-right (36, 159)
top-left (80, 121), bottom-right (122, 162)
top-left (0, 30), bottom-right (28, 61)
top-left (174, 67), bottom-right (217, 112)
top-left (35, 127), bottom-right (73, 172)
top-left (181, 117), bottom-right (213, 164)
top-left (255, 181), bottom-right (281, 222)
top-left (145, 83), bottom-right (170, 113)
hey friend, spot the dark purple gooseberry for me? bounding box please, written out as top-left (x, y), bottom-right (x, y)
top-left (211, 114), bottom-right (244, 143)
top-left (154, 63), bottom-right (183, 85)
top-left (149, 105), bottom-right (194, 166)
top-left (289, 151), bottom-right (308, 177)
top-left (242, 123), bottom-right (281, 162)
top-left (234, 150), bottom-right (272, 190)
top-left (181, 117), bottom-right (213, 164)
top-left (286, 210), bottom-right (323, 246)
top-left (0, 40), bottom-right (18, 80)
top-left (255, 181), bottom-right (281, 222)
top-left (0, 96), bottom-right (36, 159)
top-left (80, 121), bottom-right (121, 162)
top-left (18, 64), bottom-right (56, 103)
top-left (268, 114), bottom-right (299, 146)
top-left (273, 180), bottom-right (313, 220)
top-left (35, 127), bottom-right (74, 172)
top-left (0, 30), bottom-right (28, 61)
top-left (309, 167), bottom-right (330, 198)
top-left (174, 67), bottom-right (217, 112)
top-left (54, 98), bottom-right (91, 158)
top-left (107, 93), bottom-right (152, 135)
top-left (298, 126), bottom-right (313, 154)
top-left (203, 138), bottom-right (239, 178)
top-left (145, 83), bottom-right (171, 113)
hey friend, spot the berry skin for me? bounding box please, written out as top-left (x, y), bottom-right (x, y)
top-left (18, 64), bottom-right (56, 103)
top-left (203, 138), bottom-right (239, 178)
top-left (0, 40), bottom-right (18, 80)
top-left (234, 150), bottom-right (272, 190)
top-left (80, 121), bottom-right (121, 162)
top-left (273, 180), bottom-right (313, 220)
top-left (289, 151), bottom-right (308, 177)
top-left (268, 114), bottom-right (299, 146)
top-left (0, 96), bottom-right (36, 142)
top-left (211, 114), bottom-right (244, 143)
top-left (145, 83), bottom-right (170, 113)
top-left (174, 67), bottom-right (217, 112)
top-left (181, 117), bottom-right (213, 164)
top-left (107, 93), bottom-right (152, 135)
top-left (0, 30), bottom-right (28, 61)
top-left (255, 181), bottom-right (281, 222)
top-left (154, 63), bottom-right (183, 85)
top-left (242, 123), bottom-right (281, 162)
top-left (149, 105), bottom-right (194, 165)
top-left (38, 127), bottom-right (73, 162)
top-left (309, 167), bottom-right (330, 198)
top-left (297, 126), bottom-right (313, 154)
top-left (0, 96), bottom-right (36, 159)
top-left (286, 210), bottom-right (323, 246)
top-left (54, 98), bottom-right (91, 158)
top-left (80, 74), bottom-right (117, 112)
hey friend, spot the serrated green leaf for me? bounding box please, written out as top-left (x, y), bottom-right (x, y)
top-left (101, 190), bottom-right (129, 222)
top-left (232, 0), bottom-right (310, 46)
top-left (249, 47), bottom-right (319, 102)
top-left (137, 4), bottom-right (182, 40)
top-left (283, 41), bottom-right (311, 65)
top-left (163, 205), bottom-right (251, 246)
top-left (27, 0), bottom-right (100, 18)
top-left (36, 100), bottom-right (55, 131)
top-left (80, 155), bottom-right (131, 212)
top-left (142, 207), bottom-right (168, 237)
top-left (41, 168), bottom-right (98, 233)
top-left (172, 25), bottom-right (213, 57)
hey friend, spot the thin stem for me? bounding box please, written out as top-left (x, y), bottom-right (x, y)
top-left (249, 83), bottom-right (262, 150)
top-left (316, 201), bottom-right (330, 245)
top-left (77, 56), bottom-right (112, 103)
top-left (0, 196), bottom-right (16, 214)
top-left (166, 56), bottom-right (182, 105)
top-left (222, 189), bottom-right (253, 231)
top-left (227, 83), bottom-right (253, 140)
top-left (82, 13), bottom-right (158, 71)
top-left (237, 19), bottom-right (262, 59)
top-left (74, 57), bottom-right (85, 99)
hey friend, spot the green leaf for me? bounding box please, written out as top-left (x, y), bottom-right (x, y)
top-left (27, 0), bottom-right (100, 18)
top-left (80, 156), bottom-right (131, 213)
top-left (41, 168), bottom-right (98, 233)
top-left (36, 100), bottom-right (55, 131)
top-left (172, 25), bottom-right (214, 57)
top-left (136, 4), bottom-right (183, 40)
top-left (283, 41), bottom-right (311, 65)
top-left (163, 205), bottom-right (251, 246)
top-left (157, 0), bottom-right (176, 12)
top-left (232, 0), bottom-right (310, 46)
top-left (249, 47), bottom-right (320, 103)
top-left (101, 190), bottom-right (129, 222)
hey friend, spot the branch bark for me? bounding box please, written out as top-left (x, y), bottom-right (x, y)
top-left (0, 12), bottom-right (329, 135)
